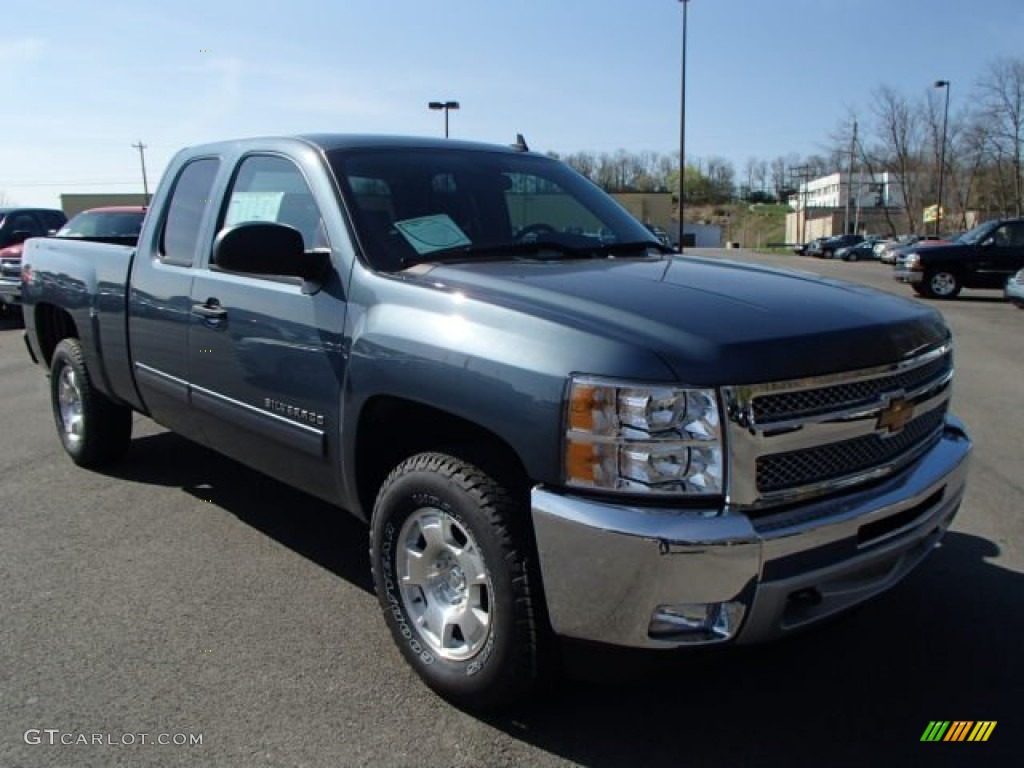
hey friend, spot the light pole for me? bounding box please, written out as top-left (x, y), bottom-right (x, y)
top-left (934, 80), bottom-right (950, 236)
top-left (678, 0), bottom-right (689, 252)
top-left (428, 101), bottom-right (460, 138)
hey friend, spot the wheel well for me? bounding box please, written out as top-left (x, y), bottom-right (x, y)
top-left (34, 304), bottom-right (78, 367)
top-left (355, 397), bottom-right (530, 519)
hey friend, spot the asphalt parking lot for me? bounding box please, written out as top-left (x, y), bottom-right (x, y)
top-left (1, 250), bottom-right (1020, 767)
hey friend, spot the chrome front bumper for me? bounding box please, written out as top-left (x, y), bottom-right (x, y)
top-left (892, 267), bottom-right (921, 284)
top-left (0, 277), bottom-right (20, 305)
top-left (531, 414), bottom-right (971, 648)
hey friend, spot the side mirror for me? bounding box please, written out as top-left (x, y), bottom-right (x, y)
top-left (981, 236), bottom-right (995, 248)
top-left (11, 230), bottom-right (33, 245)
top-left (213, 222), bottom-right (330, 285)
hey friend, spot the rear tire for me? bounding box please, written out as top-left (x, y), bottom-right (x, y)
top-left (49, 338), bottom-right (132, 467)
top-left (369, 452), bottom-right (547, 710)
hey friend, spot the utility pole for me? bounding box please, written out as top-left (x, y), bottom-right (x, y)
top-left (132, 141), bottom-right (150, 204)
top-left (791, 164), bottom-right (812, 244)
top-left (844, 120), bottom-right (857, 234)
top-left (934, 80), bottom-right (950, 236)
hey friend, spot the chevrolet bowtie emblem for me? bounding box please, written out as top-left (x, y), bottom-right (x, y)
top-left (877, 395), bottom-right (914, 435)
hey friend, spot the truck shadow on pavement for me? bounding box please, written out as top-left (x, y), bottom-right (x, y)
top-left (101, 430), bottom-right (374, 593)
top-left (101, 431), bottom-right (1015, 765)
top-left (492, 530), bottom-right (1018, 766)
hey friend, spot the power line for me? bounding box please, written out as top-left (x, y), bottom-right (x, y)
top-left (0, 180), bottom-right (140, 187)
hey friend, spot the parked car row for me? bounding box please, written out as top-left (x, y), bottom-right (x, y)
top-left (793, 221), bottom-right (1024, 307)
top-left (796, 233), bottom-right (865, 259)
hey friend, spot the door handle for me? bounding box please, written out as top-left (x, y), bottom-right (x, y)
top-left (192, 300), bottom-right (227, 320)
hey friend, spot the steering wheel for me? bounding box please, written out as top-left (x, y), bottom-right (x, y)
top-left (514, 223), bottom-right (557, 241)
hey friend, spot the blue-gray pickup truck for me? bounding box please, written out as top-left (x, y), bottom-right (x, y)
top-left (21, 135), bottom-right (972, 710)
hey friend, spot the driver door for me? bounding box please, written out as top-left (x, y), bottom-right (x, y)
top-left (187, 153), bottom-right (346, 500)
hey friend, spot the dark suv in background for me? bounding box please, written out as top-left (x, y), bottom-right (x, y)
top-left (0, 208), bottom-right (68, 315)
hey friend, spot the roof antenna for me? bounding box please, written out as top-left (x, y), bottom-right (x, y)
top-left (512, 133), bottom-right (529, 152)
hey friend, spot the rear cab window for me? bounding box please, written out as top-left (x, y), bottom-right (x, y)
top-left (159, 158), bottom-right (221, 266)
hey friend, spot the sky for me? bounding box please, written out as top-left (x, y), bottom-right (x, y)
top-left (2, 0), bottom-right (1023, 208)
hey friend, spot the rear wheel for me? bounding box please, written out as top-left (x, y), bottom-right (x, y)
top-left (369, 452), bottom-right (547, 710)
top-left (922, 269), bottom-right (962, 299)
top-left (49, 338), bottom-right (132, 467)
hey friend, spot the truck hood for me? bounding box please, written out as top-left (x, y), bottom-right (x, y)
top-left (416, 255), bottom-right (949, 385)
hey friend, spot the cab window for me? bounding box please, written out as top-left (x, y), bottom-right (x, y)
top-left (160, 158), bottom-right (220, 266)
top-left (221, 155), bottom-right (328, 251)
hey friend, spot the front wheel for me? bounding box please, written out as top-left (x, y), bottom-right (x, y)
top-left (50, 338), bottom-right (132, 467)
top-left (922, 269), bottom-right (962, 299)
top-left (370, 452), bottom-right (546, 710)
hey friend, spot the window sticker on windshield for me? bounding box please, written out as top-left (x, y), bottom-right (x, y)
top-left (224, 192), bottom-right (285, 226)
top-left (393, 214), bottom-right (471, 254)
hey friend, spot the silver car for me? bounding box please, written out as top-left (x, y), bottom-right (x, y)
top-left (1006, 268), bottom-right (1024, 308)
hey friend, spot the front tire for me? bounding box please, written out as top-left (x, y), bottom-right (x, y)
top-left (922, 269), bottom-right (962, 299)
top-left (370, 452), bottom-right (545, 710)
top-left (50, 338), bottom-right (132, 467)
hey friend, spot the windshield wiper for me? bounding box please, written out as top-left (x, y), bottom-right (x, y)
top-left (401, 238), bottom-right (671, 268)
top-left (595, 240), bottom-right (676, 256)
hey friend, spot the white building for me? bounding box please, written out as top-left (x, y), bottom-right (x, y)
top-left (788, 172), bottom-right (907, 211)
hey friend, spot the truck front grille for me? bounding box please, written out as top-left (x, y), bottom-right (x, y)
top-left (752, 354), bottom-right (951, 424)
top-left (756, 407), bottom-right (946, 493)
top-left (723, 344), bottom-right (953, 510)
top-left (0, 259), bottom-right (20, 279)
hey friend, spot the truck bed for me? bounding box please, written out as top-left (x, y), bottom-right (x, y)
top-left (22, 237), bottom-right (139, 408)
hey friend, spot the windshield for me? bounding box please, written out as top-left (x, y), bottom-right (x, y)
top-left (328, 147), bottom-right (663, 270)
top-left (57, 210), bottom-right (144, 238)
top-left (957, 220), bottom-right (997, 245)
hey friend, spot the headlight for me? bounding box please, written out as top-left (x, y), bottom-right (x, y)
top-left (564, 376), bottom-right (723, 495)
top-left (903, 252), bottom-right (921, 269)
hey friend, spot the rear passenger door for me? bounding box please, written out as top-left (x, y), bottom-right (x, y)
top-left (129, 156), bottom-right (221, 441)
top-left (187, 153), bottom-right (346, 500)
top-left (977, 221), bottom-right (1024, 287)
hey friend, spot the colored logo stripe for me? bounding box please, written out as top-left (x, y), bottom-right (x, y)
top-left (921, 721), bottom-right (996, 742)
top-left (944, 721), bottom-right (972, 741)
top-left (968, 722), bottom-right (997, 742)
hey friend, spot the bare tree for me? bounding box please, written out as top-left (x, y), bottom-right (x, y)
top-left (871, 85), bottom-right (925, 232)
top-left (753, 159), bottom-right (769, 196)
top-left (705, 156), bottom-right (736, 201)
top-left (743, 157), bottom-right (758, 197)
top-left (856, 139), bottom-right (901, 237)
top-left (977, 57), bottom-right (1024, 216)
top-left (770, 154), bottom-right (800, 201)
